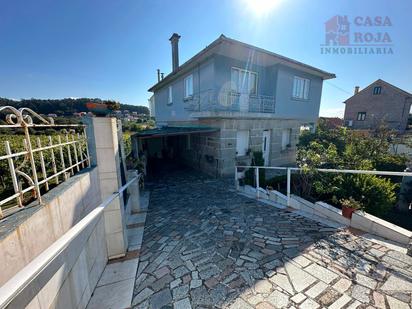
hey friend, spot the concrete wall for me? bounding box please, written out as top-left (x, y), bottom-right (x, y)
top-left (0, 167), bottom-right (101, 287)
top-left (23, 214), bottom-right (107, 309)
top-left (213, 54), bottom-right (277, 97)
top-left (153, 54), bottom-right (324, 124)
top-left (344, 80), bottom-right (412, 132)
top-left (275, 65), bottom-right (323, 122)
top-left (154, 58), bottom-right (215, 123)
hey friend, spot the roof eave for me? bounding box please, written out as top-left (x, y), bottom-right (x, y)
top-left (148, 35), bottom-right (336, 92)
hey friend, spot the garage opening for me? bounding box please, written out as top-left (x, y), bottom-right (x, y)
top-left (132, 126), bottom-right (219, 178)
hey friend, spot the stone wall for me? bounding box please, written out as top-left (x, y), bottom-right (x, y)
top-left (200, 118), bottom-right (302, 176)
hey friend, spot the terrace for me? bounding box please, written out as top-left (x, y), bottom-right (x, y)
top-left (131, 170), bottom-right (412, 308)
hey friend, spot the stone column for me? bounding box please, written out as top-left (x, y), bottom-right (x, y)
top-left (127, 170), bottom-right (140, 214)
top-left (88, 117), bottom-right (128, 259)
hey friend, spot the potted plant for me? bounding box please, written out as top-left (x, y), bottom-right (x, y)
top-left (340, 197), bottom-right (362, 219)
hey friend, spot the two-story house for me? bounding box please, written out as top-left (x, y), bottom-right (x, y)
top-left (134, 34), bottom-right (335, 176)
top-left (344, 79), bottom-right (412, 132)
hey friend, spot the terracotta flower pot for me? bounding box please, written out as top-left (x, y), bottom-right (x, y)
top-left (342, 206), bottom-right (356, 219)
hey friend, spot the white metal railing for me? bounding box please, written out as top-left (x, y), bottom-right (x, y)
top-left (185, 89), bottom-right (276, 113)
top-left (235, 165), bottom-right (412, 206)
top-left (0, 175), bottom-right (139, 309)
top-left (0, 106), bottom-right (90, 218)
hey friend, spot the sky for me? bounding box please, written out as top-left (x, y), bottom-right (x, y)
top-left (0, 0), bottom-right (411, 117)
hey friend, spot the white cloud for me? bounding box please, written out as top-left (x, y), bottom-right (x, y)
top-left (319, 107), bottom-right (344, 118)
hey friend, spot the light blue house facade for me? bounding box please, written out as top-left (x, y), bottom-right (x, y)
top-left (137, 34), bottom-right (335, 176)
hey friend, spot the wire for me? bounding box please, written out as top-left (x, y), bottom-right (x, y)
top-left (325, 81), bottom-right (353, 95)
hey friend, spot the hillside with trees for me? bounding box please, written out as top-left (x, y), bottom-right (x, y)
top-left (0, 98), bottom-right (150, 116)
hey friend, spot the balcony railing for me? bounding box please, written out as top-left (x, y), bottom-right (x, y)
top-left (185, 90), bottom-right (276, 114)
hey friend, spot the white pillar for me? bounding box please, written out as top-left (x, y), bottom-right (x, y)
top-left (127, 170), bottom-right (140, 214)
top-left (287, 168), bottom-right (291, 207)
top-left (91, 117), bottom-right (127, 259)
top-left (104, 195), bottom-right (128, 259)
top-left (255, 167), bottom-right (260, 199)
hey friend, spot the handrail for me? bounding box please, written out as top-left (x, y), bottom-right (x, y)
top-left (236, 165), bottom-right (412, 177)
top-left (0, 175), bottom-right (139, 309)
top-left (235, 165), bottom-right (412, 206)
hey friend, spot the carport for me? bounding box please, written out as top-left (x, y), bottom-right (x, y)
top-left (132, 126), bottom-right (219, 176)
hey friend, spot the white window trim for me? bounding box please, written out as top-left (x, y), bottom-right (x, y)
top-left (292, 76), bottom-right (310, 100)
top-left (184, 74), bottom-right (193, 98)
top-left (231, 67), bottom-right (258, 95)
top-left (168, 86), bottom-right (173, 105)
top-left (357, 112), bottom-right (366, 121)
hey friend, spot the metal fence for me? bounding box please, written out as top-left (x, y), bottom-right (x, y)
top-left (235, 165), bottom-right (412, 206)
top-left (0, 106), bottom-right (90, 218)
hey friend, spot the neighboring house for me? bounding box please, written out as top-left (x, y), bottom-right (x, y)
top-left (343, 79), bottom-right (412, 132)
top-left (319, 117), bottom-right (344, 129)
top-left (134, 33), bottom-right (335, 176)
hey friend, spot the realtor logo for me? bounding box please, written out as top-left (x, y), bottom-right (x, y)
top-left (325, 15), bottom-right (350, 46)
top-left (321, 15), bottom-right (394, 55)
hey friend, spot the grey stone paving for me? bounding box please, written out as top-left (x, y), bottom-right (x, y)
top-left (132, 170), bottom-right (412, 308)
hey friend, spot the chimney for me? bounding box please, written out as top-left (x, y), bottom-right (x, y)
top-left (169, 33), bottom-right (181, 72)
top-left (354, 86), bottom-right (360, 94)
top-left (157, 69), bottom-right (161, 82)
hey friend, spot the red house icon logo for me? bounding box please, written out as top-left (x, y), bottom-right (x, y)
top-left (325, 15), bottom-right (350, 46)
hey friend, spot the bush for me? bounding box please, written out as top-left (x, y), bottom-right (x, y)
top-left (328, 174), bottom-right (398, 215)
top-left (297, 124), bottom-right (403, 216)
top-left (244, 151), bottom-right (266, 187)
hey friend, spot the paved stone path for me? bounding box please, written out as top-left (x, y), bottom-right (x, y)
top-left (132, 170), bottom-right (412, 309)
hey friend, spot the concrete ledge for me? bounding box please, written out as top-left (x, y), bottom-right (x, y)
top-left (351, 211), bottom-right (412, 245)
top-left (268, 190), bottom-right (287, 206)
top-left (315, 201), bottom-right (350, 226)
top-left (237, 188), bottom-right (411, 247)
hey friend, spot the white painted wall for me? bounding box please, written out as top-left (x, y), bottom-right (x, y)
top-left (0, 168), bottom-right (101, 287)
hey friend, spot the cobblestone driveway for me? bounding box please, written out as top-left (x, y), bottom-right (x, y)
top-left (132, 170), bottom-right (412, 309)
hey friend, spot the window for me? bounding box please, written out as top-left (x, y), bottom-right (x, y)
top-left (184, 74), bottom-right (193, 98)
top-left (231, 68), bottom-right (258, 95)
top-left (236, 130), bottom-right (249, 156)
top-left (373, 86), bottom-right (382, 95)
top-left (357, 112), bottom-right (366, 121)
top-left (168, 86), bottom-right (173, 104)
top-left (292, 76), bottom-right (310, 100)
top-left (281, 129), bottom-right (292, 150)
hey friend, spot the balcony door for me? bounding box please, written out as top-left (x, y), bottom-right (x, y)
top-left (262, 130), bottom-right (270, 166)
top-left (231, 67), bottom-right (257, 112)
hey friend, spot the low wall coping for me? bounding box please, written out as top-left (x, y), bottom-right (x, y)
top-left (315, 201), bottom-right (342, 214)
top-left (0, 167), bottom-right (98, 241)
top-left (353, 211), bottom-right (412, 238)
top-left (269, 190), bottom-right (287, 199)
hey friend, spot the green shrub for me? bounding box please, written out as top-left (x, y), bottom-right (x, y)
top-left (337, 174), bottom-right (398, 215)
top-left (243, 151), bottom-right (266, 187)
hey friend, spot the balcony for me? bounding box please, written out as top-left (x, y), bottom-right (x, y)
top-left (185, 90), bottom-right (276, 114)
